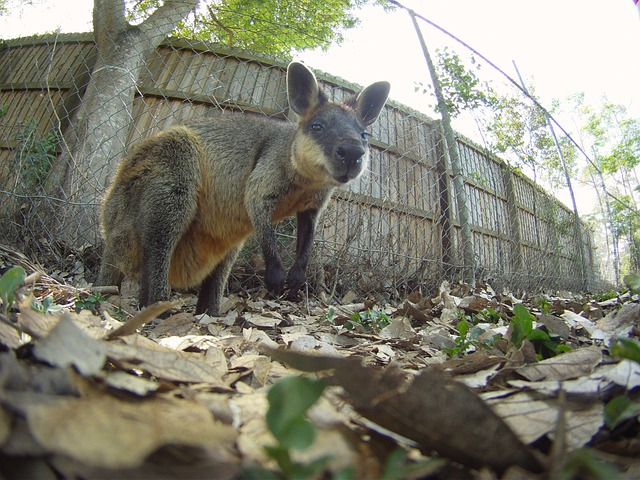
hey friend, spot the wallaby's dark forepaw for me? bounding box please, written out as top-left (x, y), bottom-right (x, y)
top-left (265, 267), bottom-right (286, 296)
top-left (286, 266), bottom-right (306, 292)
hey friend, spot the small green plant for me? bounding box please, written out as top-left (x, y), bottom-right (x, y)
top-left (510, 303), bottom-right (571, 360)
top-left (0, 102), bottom-right (8, 119)
top-left (112, 306), bottom-right (129, 321)
top-left (555, 448), bottom-right (620, 480)
top-left (259, 376), bottom-right (329, 479)
top-left (604, 395), bottom-right (640, 430)
top-left (476, 307), bottom-right (504, 324)
top-left (13, 119), bottom-right (59, 190)
top-left (0, 266), bottom-right (26, 314)
top-left (591, 290), bottom-right (619, 302)
top-left (324, 306), bottom-right (335, 323)
top-left (623, 273), bottom-right (640, 294)
top-left (444, 315), bottom-right (500, 358)
top-left (380, 447), bottom-right (446, 480)
top-left (75, 292), bottom-right (105, 314)
top-left (31, 294), bottom-right (64, 314)
top-left (534, 296), bottom-right (552, 315)
top-left (344, 309), bottom-right (391, 333)
top-left (444, 317), bottom-right (473, 358)
top-left (610, 337), bottom-right (640, 363)
top-left (600, 337), bottom-right (640, 466)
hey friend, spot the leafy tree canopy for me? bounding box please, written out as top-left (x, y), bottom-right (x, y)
top-left (127, 0), bottom-right (389, 58)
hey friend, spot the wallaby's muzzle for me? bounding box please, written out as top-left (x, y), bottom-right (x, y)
top-left (334, 142), bottom-right (366, 183)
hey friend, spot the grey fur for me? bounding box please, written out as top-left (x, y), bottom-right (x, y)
top-left (96, 62), bottom-right (390, 315)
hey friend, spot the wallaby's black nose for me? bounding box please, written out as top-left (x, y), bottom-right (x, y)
top-left (336, 144), bottom-right (365, 163)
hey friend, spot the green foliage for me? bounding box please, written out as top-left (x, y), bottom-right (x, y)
top-left (590, 290), bottom-right (620, 302)
top-left (13, 119), bottom-right (59, 191)
top-left (380, 447), bottom-right (446, 480)
top-left (510, 303), bottom-right (571, 359)
top-left (476, 307), bottom-right (504, 323)
top-left (31, 294), bottom-right (64, 314)
top-left (128, 0), bottom-right (386, 58)
top-left (0, 266), bottom-right (26, 314)
top-left (623, 273), bottom-right (640, 294)
top-left (534, 296), bottom-right (552, 315)
top-left (610, 337), bottom-right (640, 363)
top-left (604, 395), bottom-right (640, 429)
top-left (344, 309), bottom-right (391, 333)
top-left (555, 448), bottom-right (620, 480)
top-left (510, 303), bottom-right (534, 349)
top-left (324, 306), bottom-right (335, 323)
top-left (428, 47), bottom-right (493, 118)
top-left (444, 312), bottom-right (501, 358)
top-left (0, 102), bottom-right (8, 118)
top-left (262, 376), bottom-right (329, 478)
top-left (74, 292), bottom-right (104, 314)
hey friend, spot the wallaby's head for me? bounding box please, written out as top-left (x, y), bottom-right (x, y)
top-left (287, 62), bottom-right (390, 186)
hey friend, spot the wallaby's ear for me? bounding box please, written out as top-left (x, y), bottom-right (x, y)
top-left (287, 62), bottom-right (321, 116)
top-left (355, 81), bottom-right (390, 126)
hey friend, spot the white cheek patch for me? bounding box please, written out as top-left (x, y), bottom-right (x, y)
top-left (291, 134), bottom-right (334, 181)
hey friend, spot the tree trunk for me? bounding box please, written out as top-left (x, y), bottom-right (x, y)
top-left (49, 0), bottom-right (198, 246)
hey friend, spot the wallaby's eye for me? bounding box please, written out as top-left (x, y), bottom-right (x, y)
top-left (310, 123), bottom-right (324, 132)
top-left (361, 132), bottom-right (370, 140)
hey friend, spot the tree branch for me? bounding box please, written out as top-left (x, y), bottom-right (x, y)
top-left (138, 0), bottom-right (200, 45)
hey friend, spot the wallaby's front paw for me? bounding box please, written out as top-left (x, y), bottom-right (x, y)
top-left (286, 266), bottom-right (306, 292)
top-left (265, 267), bottom-right (286, 296)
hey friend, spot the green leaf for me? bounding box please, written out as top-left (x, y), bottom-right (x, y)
top-left (511, 303), bottom-right (534, 349)
top-left (381, 447), bottom-right (447, 480)
top-left (558, 448), bottom-right (620, 480)
top-left (457, 318), bottom-right (470, 336)
top-left (527, 329), bottom-right (551, 341)
top-left (623, 273), bottom-right (640, 293)
top-left (604, 396), bottom-right (640, 429)
top-left (610, 337), bottom-right (640, 363)
top-left (276, 417), bottom-right (316, 450)
top-left (266, 376), bottom-right (325, 443)
top-left (0, 266), bottom-right (26, 310)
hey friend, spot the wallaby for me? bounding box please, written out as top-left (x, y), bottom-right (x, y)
top-left (96, 62), bottom-right (390, 316)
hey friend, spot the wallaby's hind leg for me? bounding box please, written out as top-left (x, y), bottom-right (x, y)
top-left (138, 182), bottom-right (199, 308)
top-left (196, 245), bottom-right (242, 316)
top-left (96, 246), bottom-right (124, 287)
top-left (137, 130), bottom-right (202, 308)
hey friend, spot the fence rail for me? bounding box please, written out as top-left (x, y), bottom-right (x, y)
top-left (0, 33), bottom-right (600, 297)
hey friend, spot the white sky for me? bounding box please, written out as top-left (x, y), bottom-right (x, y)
top-left (1, 0), bottom-right (639, 213)
top-left (2, 0), bottom-right (637, 118)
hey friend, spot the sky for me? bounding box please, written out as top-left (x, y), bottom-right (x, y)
top-left (299, 1), bottom-right (640, 132)
top-left (1, 0), bottom-right (638, 212)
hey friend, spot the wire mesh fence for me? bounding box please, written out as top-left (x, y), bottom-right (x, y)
top-left (0, 24), bottom-right (604, 301)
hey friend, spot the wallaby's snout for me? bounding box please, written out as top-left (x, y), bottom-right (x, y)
top-left (334, 140), bottom-right (366, 183)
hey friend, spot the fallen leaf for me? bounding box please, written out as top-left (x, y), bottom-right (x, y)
top-left (603, 359), bottom-right (640, 390)
top-left (33, 315), bottom-right (106, 376)
top-left (516, 346), bottom-right (602, 382)
top-left (107, 300), bottom-right (181, 339)
top-left (26, 396), bottom-right (237, 469)
top-left (596, 303), bottom-right (640, 344)
top-left (242, 328), bottom-right (279, 349)
top-left (379, 317), bottom-right (417, 340)
top-left (268, 349), bottom-right (543, 473)
top-left (487, 391), bottom-right (603, 450)
top-left (106, 341), bottom-right (228, 387)
top-left (0, 319), bottom-right (28, 349)
top-left (289, 334), bottom-right (342, 357)
top-left (101, 371), bottom-right (159, 396)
